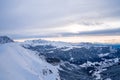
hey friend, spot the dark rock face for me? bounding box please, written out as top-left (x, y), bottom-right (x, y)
top-left (101, 64), bottom-right (120, 80)
top-left (59, 62), bottom-right (94, 80)
top-left (46, 57), bottom-right (61, 63)
top-left (0, 36), bottom-right (14, 44)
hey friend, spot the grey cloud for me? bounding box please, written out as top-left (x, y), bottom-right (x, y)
top-left (78, 21), bottom-right (104, 26)
top-left (60, 28), bottom-right (120, 36)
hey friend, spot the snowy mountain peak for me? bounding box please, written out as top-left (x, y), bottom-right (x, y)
top-left (0, 36), bottom-right (14, 44)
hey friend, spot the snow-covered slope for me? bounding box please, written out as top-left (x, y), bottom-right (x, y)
top-left (0, 43), bottom-right (60, 80)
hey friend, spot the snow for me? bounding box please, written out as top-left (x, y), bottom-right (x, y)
top-left (98, 53), bottom-right (110, 57)
top-left (0, 43), bottom-right (60, 80)
top-left (105, 78), bottom-right (112, 80)
top-left (70, 57), bottom-right (74, 61)
top-left (92, 68), bottom-right (106, 80)
top-left (48, 51), bottom-right (54, 53)
top-left (23, 39), bottom-right (81, 49)
top-left (61, 47), bottom-right (73, 51)
top-left (80, 61), bottom-right (94, 67)
top-left (80, 58), bottom-right (119, 80)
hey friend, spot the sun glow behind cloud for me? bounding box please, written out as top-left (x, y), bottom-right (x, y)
top-left (55, 20), bottom-right (120, 33)
top-left (42, 36), bottom-right (120, 44)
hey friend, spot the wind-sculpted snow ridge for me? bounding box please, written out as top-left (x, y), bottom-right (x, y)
top-left (0, 43), bottom-right (60, 80)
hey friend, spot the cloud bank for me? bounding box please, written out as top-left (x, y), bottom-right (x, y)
top-left (0, 0), bottom-right (120, 39)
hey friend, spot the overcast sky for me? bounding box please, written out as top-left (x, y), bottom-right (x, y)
top-left (0, 0), bottom-right (120, 39)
